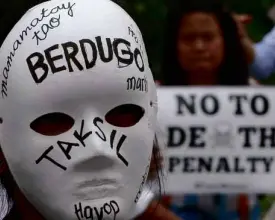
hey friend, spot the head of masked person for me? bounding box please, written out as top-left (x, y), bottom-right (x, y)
top-left (0, 0), bottom-right (158, 219)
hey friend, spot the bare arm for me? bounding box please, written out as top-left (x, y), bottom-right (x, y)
top-left (233, 14), bottom-right (255, 65)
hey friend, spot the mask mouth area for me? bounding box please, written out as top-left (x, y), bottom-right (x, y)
top-left (78, 178), bottom-right (118, 188)
top-left (30, 112), bottom-right (75, 136)
top-left (73, 177), bottom-right (122, 201)
top-left (105, 104), bottom-right (145, 128)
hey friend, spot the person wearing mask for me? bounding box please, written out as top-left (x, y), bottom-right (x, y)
top-left (0, 0), bottom-right (182, 219)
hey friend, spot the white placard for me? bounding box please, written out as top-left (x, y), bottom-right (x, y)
top-left (157, 87), bottom-right (275, 194)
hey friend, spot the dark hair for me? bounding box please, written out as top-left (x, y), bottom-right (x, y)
top-left (162, 0), bottom-right (249, 86)
top-left (0, 151), bottom-right (20, 220)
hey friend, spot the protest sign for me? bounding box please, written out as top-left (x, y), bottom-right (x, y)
top-left (158, 87), bottom-right (275, 194)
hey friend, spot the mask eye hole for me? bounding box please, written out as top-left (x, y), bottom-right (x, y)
top-left (30, 112), bottom-right (75, 136)
top-left (105, 104), bottom-right (145, 127)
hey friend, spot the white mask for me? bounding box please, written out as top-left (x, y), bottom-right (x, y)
top-left (0, 0), bottom-right (157, 219)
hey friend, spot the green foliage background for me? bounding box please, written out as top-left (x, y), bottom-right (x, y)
top-left (117, 0), bottom-right (275, 83)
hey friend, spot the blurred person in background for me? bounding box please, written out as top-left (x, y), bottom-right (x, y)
top-left (160, 0), bottom-right (261, 219)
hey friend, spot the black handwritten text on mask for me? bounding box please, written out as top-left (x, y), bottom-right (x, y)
top-left (74, 200), bottom-right (119, 220)
top-left (35, 118), bottom-right (129, 171)
top-left (1, 2), bottom-right (76, 98)
top-left (26, 37), bottom-right (145, 84)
